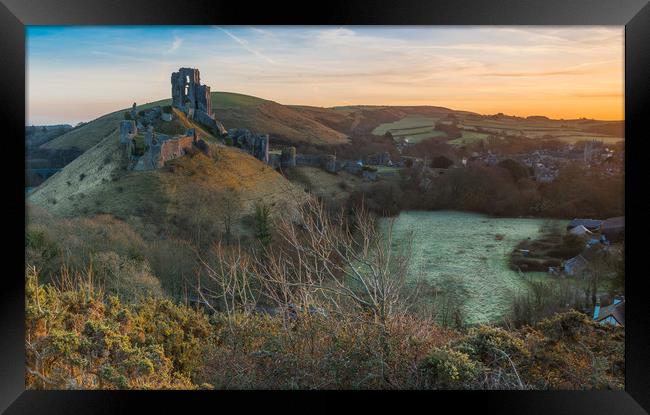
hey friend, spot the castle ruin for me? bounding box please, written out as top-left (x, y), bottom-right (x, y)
top-left (171, 68), bottom-right (211, 118)
top-left (119, 67), bottom-right (273, 171)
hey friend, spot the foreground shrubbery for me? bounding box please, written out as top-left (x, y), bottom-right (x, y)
top-left (25, 196), bottom-right (624, 390)
top-left (26, 266), bottom-right (624, 390)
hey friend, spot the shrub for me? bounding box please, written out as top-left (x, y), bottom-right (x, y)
top-left (456, 325), bottom-right (529, 367)
top-left (497, 159), bottom-right (530, 182)
top-left (25, 267), bottom-right (202, 389)
top-left (124, 112), bottom-right (132, 120)
top-left (431, 155), bottom-right (454, 169)
top-left (254, 203), bottom-right (272, 246)
top-left (419, 347), bottom-right (482, 389)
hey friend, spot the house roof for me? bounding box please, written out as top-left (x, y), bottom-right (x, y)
top-left (596, 301), bottom-right (625, 326)
top-left (567, 219), bottom-right (602, 230)
top-left (602, 216), bottom-right (624, 231)
top-left (570, 225), bottom-right (593, 235)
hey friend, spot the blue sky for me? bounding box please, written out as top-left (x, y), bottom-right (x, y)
top-left (27, 26), bottom-right (623, 125)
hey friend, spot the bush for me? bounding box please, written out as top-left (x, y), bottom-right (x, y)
top-left (254, 203), bottom-right (272, 246)
top-left (497, 159), bottom-right (530, 182)
top-left (124, 112), bottom-right (132, 120)
top-left (419, 347), bottom-right (481, 389)
top-left (431, 155), bottom-right (454, 169)
top-left (456, 325), bottom-right (529, 365)
top-left (25, 267), bottom-right (205, 389)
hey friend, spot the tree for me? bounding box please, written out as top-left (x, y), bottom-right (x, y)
top-left (254, 203), bottom-right (272, 247)
top-left (431, 155), bottom-right (454, 169)
top-left (497, 159), bottom-right (529, 182)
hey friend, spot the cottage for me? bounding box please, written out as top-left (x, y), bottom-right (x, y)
top-left (567, 218), bottom-right (602, 232)
top-left (569, 225), bottom-right (593, 236)
top-left (563, 244), bottom-right (606, 276)
top-left (593, 297), bottom-right (625, 326)
top-left (601, 216), bottom-right (624, 242)
top-left (563, 254), bottom-right (589, 276)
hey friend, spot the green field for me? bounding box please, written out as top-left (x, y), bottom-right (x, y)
top-left (372, 116), bottom-right (441, 136)
top-left (381, 211), bottom-right (564, 325)
top-left (554, 135), bottom-right (624, 144)
top-left (372, 116), bottom-right (451, 144)
top-left (448, 131), bottom-right (491, 146)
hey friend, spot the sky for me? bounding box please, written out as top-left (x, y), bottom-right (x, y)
top-left (26, 26), bottom-right (624, 125)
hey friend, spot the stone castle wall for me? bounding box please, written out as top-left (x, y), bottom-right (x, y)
top-left (159, 135), bottom-right (195, 165)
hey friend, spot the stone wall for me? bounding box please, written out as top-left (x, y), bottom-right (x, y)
top-left (281, 146), bottom-right (296, 168)
top-left (227, 129), bottom-right (269, 163)
top-left (322, 155), bottom-right (337, 173)
top-left (194, 109), bottom-right (227, 137)
top-left (159, 135), bottom-right (194, 165)
top-left (295, 154), bottom-right (322, 167)
top-left (119, 120), bottom-right (137, 144)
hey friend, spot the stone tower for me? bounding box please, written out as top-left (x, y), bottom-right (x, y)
top-left (171, 68), bottom-right (212, 119)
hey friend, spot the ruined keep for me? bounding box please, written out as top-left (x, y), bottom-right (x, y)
top-left (171, 68), bottom-right (212, 117)
top-left (171, 67), bottom-right (227, 137)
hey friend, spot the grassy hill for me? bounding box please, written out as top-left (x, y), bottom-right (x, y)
top-left (41, 92), bottom-right (350, 152)
top-left (28, 110), bottom-right (308, 242)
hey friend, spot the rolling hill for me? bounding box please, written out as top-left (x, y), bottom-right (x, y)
top-left (28, 110), bottom-right (308, 241)
top-left (40, 92), bottom-right (350, 152)
top-left (37, 91), bottom-right (624, 160)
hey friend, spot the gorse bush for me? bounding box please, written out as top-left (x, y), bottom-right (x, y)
top-left (419, 347), bottom-right (482, 389)
top-left (26, 266), bottom-right (624, 390)
top-left (26, 266), bottom-right (209, 389)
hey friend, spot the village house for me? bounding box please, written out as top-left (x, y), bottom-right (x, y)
top-left (601, 216), bottom-right (624, 242)
top-left (593, 297), bottom-right (625, 327)
top-left (567, 218), bottom-right (603, 232)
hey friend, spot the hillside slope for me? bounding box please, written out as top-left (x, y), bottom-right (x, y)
top-left (40, 110), bottom-right (124, 152)
top-left (42, 92), bottom-right (350, 152)
top-left (29, 114), bottom-right (308, 240)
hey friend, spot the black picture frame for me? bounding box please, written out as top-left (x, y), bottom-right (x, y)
top-left (3, 0), bottom-right (649, 413)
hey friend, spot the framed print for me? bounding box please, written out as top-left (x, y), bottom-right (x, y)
top-left (2, 0), bottom-right (649, 413)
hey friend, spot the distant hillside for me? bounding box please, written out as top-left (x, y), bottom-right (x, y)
top-left (26, 124), bottom-right (73, 149)
top-left (29, 111), bottom-right (308, 240)
top-left (291, 105), bottom-right (477, 136)
top-left (37, 92), bottom-right (624, 157)
top-left (40, 111), bottom-right (123, 152)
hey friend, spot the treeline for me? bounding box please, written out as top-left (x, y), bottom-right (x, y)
top-left (351, 162), bottom-right (624, 220)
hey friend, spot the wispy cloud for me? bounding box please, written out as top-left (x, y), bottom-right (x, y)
top-left (163, 36), bottom-right (183, 55)
top-left (214, 26), bottom-right (276, 64)
top-left (481, 69), bottom-right (591, 77)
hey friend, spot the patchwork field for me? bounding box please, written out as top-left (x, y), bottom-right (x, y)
top-left (448, 131), bottom-right (491, 146)
top-left (373, 113), bottom-right (623, 146)
top-left (372, 116), bottom-right (452, 143)
top-left (459, 117), bottom-right (624, 143)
